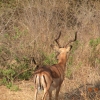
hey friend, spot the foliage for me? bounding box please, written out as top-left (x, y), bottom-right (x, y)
top-left (0, 55), bottom-right (34, 89)
top-left (66, 40), bottom-right (79, 78)
top-left (67, 40), bottom-right (79, 65)
top-left (89, 38), bottom-right (100, 67)
top-left (89, 38), bottom-right (100, 48)
top-left (43, 52), bottom-right (57, 65)
top-left (66, 68), bottom-right (72, 79)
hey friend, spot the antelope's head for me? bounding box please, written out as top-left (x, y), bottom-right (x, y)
top-left (51, 32), bottom-right (77, 61)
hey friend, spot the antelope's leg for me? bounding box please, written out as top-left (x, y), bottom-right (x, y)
top-left (34, 88), bottom-right (38, 100)
top-left (42, 84), bottom-right (52, 100)
top-left (49, 91), bottom-right (52, 100)
top-left (42, 89), bottom-right (49, 100)
top-left (55, 85), bottom-right (61, 100)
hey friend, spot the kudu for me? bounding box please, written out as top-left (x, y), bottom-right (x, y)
top-left (33, 32), bottom-right (77, 100)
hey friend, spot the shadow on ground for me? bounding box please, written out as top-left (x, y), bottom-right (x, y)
top-left (61, 81), bottom-right (100, 100)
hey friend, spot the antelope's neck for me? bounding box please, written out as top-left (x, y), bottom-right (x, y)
top-left (58, 55), bottom-right (67, 70)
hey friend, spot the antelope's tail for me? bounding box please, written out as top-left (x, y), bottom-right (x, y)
top-left (33, 73), bottom-right (52, 91)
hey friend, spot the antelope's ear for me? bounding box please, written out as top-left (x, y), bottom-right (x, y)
top-left (66, 45), bottom-right (72, 52)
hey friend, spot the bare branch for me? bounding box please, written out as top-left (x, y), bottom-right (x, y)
top-left (31, 57), bottom-right (37, 65)
top-left (31, 57), bottom-right (39, 71)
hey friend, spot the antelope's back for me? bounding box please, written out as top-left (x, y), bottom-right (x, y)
top-left (33, 64), bottom-right (63, 80)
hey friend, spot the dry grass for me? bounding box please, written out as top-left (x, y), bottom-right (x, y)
top-left (0, 0), bottom-right (100, 100)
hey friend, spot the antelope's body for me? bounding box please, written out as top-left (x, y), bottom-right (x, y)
top-left (33, 32), bottom-right (77, 100)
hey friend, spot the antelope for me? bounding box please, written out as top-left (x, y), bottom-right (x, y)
top-left (33, 32), bottom-right (77, 100)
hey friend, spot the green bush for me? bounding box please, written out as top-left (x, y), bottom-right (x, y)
top-left (89, 38), bottom-right (100, 67)
top-left (0, 55), bottom-right (34, 89)
top-left (67, 40), bottom-right (79, 66)
top-left (66, 68), bottom-right (72, 78)
top-left (89, 38), bottom-right (100, 48)
top-left (43, 52), bottom-right (57, 65)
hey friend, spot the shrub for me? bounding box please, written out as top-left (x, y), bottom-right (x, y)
top-left (43, 52), bottom-right (57, 65)
top-left (89, 38), bottom-right (100, 67)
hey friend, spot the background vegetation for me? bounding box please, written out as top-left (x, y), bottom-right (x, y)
top-left (0, 0), bottom-right (100, 99)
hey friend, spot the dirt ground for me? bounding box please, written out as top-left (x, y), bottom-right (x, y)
top-left (0, 78), bottom-right (75, 100)
top-left (0, 80), bottom-right (65, 100)
top-left (0, 78), bottom-right (100, 100)
top-left (0, 81), bottom-right (34, 100)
